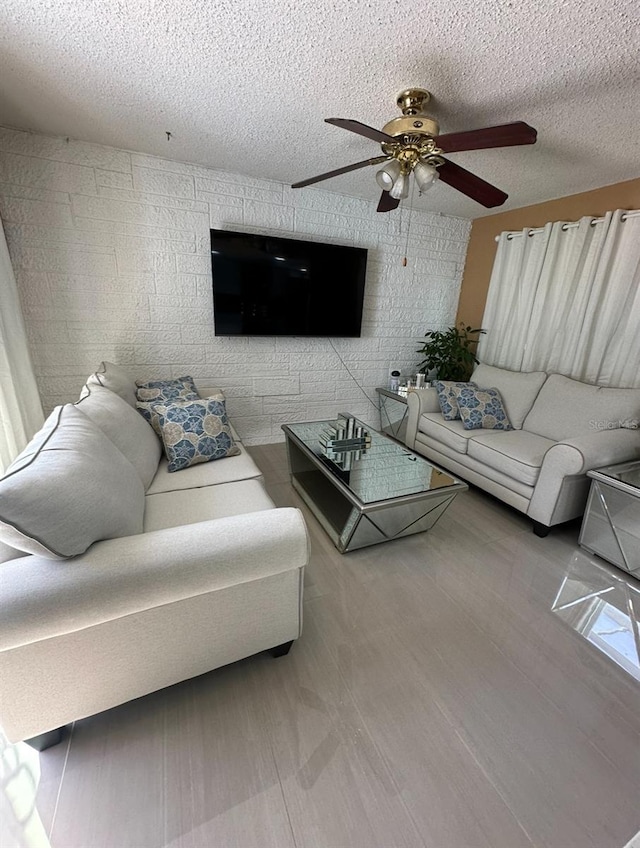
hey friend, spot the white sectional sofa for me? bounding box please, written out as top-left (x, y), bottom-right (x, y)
top-left (0, 364), bottom-right (309, 749)
top-left (405, 364), bottom-right (640, 535)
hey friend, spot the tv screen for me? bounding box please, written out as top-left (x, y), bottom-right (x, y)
top-left (210, 229), bottom-right (367, 337)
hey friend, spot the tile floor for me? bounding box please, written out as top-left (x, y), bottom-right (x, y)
top-left (2, 443), bottom-right (639, 848)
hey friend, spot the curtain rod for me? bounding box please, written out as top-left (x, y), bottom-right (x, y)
top-left (494, 209), bottom-right (640, 242)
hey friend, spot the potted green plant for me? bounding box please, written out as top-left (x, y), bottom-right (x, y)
top-left (416, 323), bottom-right (485, 381)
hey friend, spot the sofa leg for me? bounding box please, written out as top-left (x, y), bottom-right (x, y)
top-left (270, 640), bottom-right (294, 658)
top-left (533, 521), bottom-right (550, 538)
top-left (24, 727), bottom-right (65, 751)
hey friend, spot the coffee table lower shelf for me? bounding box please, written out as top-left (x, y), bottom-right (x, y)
top-left (284, 429), bottom-right (465, 553)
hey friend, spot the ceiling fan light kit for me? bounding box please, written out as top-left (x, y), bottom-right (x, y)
top-left (375, 158), bottom-right (401, 190)
top-left (413, 161), bottom-right (439, 193)
top-left (389, 172), bottom-right (409, 200)
top-left (292, 87), bottom-right (537, 213)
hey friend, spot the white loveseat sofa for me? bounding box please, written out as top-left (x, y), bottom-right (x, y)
top-left (0, 363), bottom-right (309, 749)
top-left (405, 364), bottom-right (640, 535)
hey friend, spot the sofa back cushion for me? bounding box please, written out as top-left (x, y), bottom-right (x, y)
top-left (0, 539), bottom-right (28, 564)
top-left (523, 374), bottom-right (640, 441)
top-left (83, 361), bottom-right (137, 408)
top-left (471, 364), bottom-right (547, 429)
top-left (75, 384), bottom-right (161, 489)
top-left (0, 405), bottom-right (144, 559)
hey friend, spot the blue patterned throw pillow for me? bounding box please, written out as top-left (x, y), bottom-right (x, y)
top-left (153, 397), bottom-right (240, 472)
top-left (135, 376), bottom-right (200, 434)
top-left (454, 386), bottom-right (513, 431)
top-left (433, 381), bottom-right (477, 420)
top-left (135, 375), bottom-right (199, 403)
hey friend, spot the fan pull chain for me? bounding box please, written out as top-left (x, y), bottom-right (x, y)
top-left (402, 176), bottom-right (416, 266)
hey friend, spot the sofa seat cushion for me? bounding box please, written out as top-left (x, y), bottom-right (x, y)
top-left (75, 384), bottom-right (161, 489)
top-left (522, 374), bottom-right (640, 441)
top-left (471, 364), bottom-right (547, 429)
top-left (467, 430), bottom-right (556, 486)
top-left (0, 405), bottom-right (144, 559)
top-left (416, 413), bottom-right (501, 455)
top-left (144, 479), bottom-right (274, 531)
top-left (146, 441), bottom-right (263, 494)
top-left (417, 439), bottom-right (535, 501)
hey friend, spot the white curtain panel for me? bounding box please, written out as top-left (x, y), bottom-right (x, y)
top-left (478, 210), bottom-right (640, 388)
top-left (0, 220), bottom-right (44, 473)
top-left (584, 213), bottom-right (640, 387)
top-left (478, 223), bottom-right (552, 370)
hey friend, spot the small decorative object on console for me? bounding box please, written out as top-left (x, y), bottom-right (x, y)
top-left (323, 442), bottom-right (370, 472)
top-left (319, 413), bottom-right (371, 451)
top-left (319, 414), bottom-right (372, 472)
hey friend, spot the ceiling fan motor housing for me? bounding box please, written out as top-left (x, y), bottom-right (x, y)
top-left (381, 114), bottom-right (440, 138)
top-left (381, 88), bottom-right (440, 139)
top-left (380, 88), bottom-right (443, 171)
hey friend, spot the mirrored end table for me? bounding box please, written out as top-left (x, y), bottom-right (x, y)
top-left (376, 387), bottom-right (409, 443)
top-left (579, 460), bottom-right (640, 575)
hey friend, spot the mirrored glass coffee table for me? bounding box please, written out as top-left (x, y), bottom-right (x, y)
top-left (282, 416), bottom-right (467, 553)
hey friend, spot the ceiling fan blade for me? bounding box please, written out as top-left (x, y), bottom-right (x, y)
top-left (292, 156), bottom-right (388, 189)
top-left (377, 191), bottom-right (400, 213)
top-left (438, 159), bottom-right (508, 208)
top-left (436, 122), bottom-right (537, 153)
top-left (325, 118), bottom-right (397, 145)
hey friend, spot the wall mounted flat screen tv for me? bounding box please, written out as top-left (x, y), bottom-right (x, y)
top-left (210, 229), bottom-right (367, 337)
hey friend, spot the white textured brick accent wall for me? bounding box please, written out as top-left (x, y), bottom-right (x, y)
top-left (0, 127), bottom-right (471, 444)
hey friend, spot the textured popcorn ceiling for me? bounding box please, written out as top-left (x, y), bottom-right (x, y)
top-left (0, 0), bottom-right (638, 218)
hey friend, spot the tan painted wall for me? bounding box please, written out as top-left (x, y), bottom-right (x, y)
top-left (456, 177), bottom-right (640, 330)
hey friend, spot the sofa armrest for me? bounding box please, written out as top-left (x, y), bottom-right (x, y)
top-left (528, 429), bottom-right (640, 525)
top-left (1, 508), bottom-right (309, 651)
top-left (543, 429), bottom-right (640, 476)
top-left (405, 388), bottom-right (441, 448)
